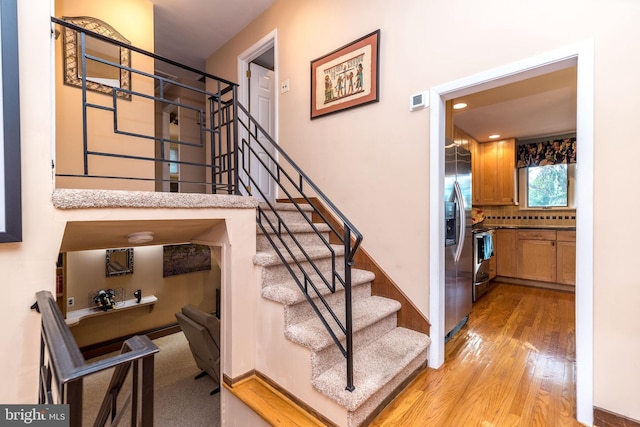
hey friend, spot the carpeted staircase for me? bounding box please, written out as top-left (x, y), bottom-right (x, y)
top-left (254, 203), bottom-right (431, 427)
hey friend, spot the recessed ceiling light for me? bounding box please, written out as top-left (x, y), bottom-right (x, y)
top-left (127, 231), bottom-right (154, 244)
top-left (453, 102), bottom-right (467, 110)
top-left (488, 134), bottom-right (501, 139)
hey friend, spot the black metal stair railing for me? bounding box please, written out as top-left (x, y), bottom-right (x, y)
top-left (51, 16), bottom-right (238, 193)
top-left (213, 100), bottom-right (364, 391)
top-left (52, 16), bottom-right (363, 391)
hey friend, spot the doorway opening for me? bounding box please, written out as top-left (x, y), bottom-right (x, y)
top-left (238, 30), bottom-right (278, 202)
top-left (429, 42), bottom-right (594, 425)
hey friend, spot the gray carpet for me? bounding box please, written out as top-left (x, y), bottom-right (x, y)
top-left (82, 332), bottom-right (220, 426)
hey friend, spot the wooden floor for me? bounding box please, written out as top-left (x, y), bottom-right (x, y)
top-left (370, 282), bottom-right (581, 427)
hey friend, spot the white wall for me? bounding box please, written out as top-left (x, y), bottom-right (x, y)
top-left (0, 0), bottom-right (58, 403)
top-left (205, 0), bottom-right (640, 421)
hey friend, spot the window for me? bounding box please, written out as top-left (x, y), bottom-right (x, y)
top-left (518, 163), bottom-right (576, 209)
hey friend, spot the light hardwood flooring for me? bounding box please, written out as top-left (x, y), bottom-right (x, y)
top-left (370, 282), bottom-right (581, 427)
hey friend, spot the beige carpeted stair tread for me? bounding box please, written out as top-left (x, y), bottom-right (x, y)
top-left (253, 244), bottom-right (345, 267)
top-left (256, 221), bottom-right (332, 234)
top-left (259, 202), bottom-right (314, 212)
top-left (311, 328), bottom-right (431, 412)
top-left (285, 296), bottom-right (401, 352)
top-left (261, 268), bottom-right (375, 305)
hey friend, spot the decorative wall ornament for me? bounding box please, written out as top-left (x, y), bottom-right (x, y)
top-left (62, 16), bottom-right (132, 100)
top-left (516, 136), bottom-right (576, 168)
top-left (90, 288), bottom-right (124, 311)
top-left (310, 30), bottom-right (380, 119)
top-left (163, 244), bottom-right (211, 277)
top-left (106, 248), bottom-right (134, 276)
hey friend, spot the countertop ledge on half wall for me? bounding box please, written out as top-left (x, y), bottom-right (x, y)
top-left (52, 189), bottom-right (259, 210)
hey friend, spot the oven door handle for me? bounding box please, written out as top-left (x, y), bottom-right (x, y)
top-left (454, 181), bottom-right (466, 263)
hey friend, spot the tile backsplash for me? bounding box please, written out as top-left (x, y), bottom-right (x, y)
top-left (474, 204), bottom-right (576, 227)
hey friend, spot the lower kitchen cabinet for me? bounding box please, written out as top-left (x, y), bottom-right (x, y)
top-left (495, 228), bottom-right (575, 286)
top-left (556, 231), bottom-right (576, 285)
top-left (496, 229), bottom-right (517, 277)
top-left (517, 235), bottom-right (556, 282)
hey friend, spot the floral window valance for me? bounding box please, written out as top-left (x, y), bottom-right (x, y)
top-left (516, 137), bottom-right (576, 168)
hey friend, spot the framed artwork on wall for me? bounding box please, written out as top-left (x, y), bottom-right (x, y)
top-left (310, 30), bottom-right (380, 119)
top-left (163, 243), bottom-right (211, 277)
top-left (0, 0), bottom-right (22, 243)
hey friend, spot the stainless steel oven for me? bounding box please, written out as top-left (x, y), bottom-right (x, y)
top-left (473, 229), bottom-right (494, 301)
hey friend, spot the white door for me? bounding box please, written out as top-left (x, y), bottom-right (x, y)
top-left (248, 63), bottom-right (276, 202)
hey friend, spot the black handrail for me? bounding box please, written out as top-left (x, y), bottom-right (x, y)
top-left (231, 102), bottom-right (363, 390)
top-left (33, 291), bottom-right (158, 426)
top-left (51, 17), bottom-right (237, 89)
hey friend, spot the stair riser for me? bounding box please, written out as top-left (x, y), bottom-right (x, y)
top-left (310, 314), bottom-right (398, 379)
top-left (256, 230), bottom-right (331, 252)
top-left (285, 283), bottom-right (372, 326)
top-left (259, 208), bottom-right (311, 224)
top-left (260, 256), bottom-right (346, 288)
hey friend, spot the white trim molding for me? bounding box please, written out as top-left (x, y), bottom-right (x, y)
top-left (428, 41), bottom-right (594, 426)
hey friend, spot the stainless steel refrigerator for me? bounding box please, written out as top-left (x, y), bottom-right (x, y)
top-left (444, 139), bottom-right (473, 337)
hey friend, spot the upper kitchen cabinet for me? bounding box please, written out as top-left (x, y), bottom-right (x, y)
top-left (474, 138), bottom-right (516, 205)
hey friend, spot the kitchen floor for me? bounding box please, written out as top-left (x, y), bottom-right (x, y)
top-left (370, 282), bottom-right (579, 426)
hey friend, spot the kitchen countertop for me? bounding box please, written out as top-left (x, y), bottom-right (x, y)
top-left (473, 224), bottom-right (576, 231)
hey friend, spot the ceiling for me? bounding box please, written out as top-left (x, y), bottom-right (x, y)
top-left (452, 66), bottom-right (577, 142)
top-left (151, 0), bottom-right (275, 79)
top-left (60, 219), bottom-right (223, 252)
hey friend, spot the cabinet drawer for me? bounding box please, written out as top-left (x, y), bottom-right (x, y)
top-left (517, 230), bottom-right (557, 241)
top-left (557, 230), bottom-right (576, 242)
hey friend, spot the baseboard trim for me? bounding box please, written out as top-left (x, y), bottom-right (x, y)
top-left (594, 407), bottom-right (640, 427)
top-left (80, 323), bottom-right (181, 359)
top-left (223, 370), bottom-right (255, 388)
top-left (494, 276), bottom-right (575, 293)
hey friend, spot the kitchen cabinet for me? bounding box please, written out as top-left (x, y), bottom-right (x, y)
top-left (495, 228), bottom-right (576, 286)
top-left (517, 230), bottom-right (557, 282)
top-left (556, 231), bottom-right (576, 285)
top-left (496, 229), bottom-right (517, 277)
top-left (474, 138), bottom-right (516, 205)
top-left (453, 127), bottom-right (480, 204)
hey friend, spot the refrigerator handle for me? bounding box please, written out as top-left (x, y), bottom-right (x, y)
top-left (454, 181), bottom-right (466, 263)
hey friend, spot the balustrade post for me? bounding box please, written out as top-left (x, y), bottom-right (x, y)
top-left (344, 226), bottom-right (355, 392)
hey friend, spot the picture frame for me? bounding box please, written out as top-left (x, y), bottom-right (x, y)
top-left (163, 243), bottom-right (211, 277)
top-left (0, 0), bottom-right (22, 243)
top-left (106, 248), bottom-right (134, 276)
top-left (310, 30), bottom-right (380, 119)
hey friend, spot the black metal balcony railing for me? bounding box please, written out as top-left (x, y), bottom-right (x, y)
top-left (52, 17), bottom-right (362, 392)
top-left (32, 290), bottom-right (159, 427)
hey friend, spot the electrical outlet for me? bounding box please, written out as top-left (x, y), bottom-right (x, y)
top-left (67, 296), bottom-right (74, 307)
top-left (281, 79), bottom-right (290, 94)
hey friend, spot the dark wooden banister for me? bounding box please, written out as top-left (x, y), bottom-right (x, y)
top-left (33, 290), bottom-right (159, 426)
